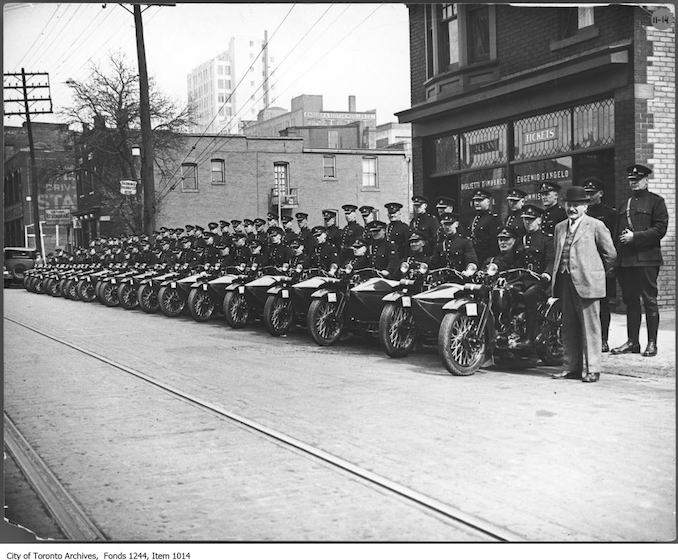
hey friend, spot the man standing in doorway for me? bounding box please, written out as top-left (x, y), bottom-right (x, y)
top-left (551, 187), bottom-right (617, 383)
top-left (611, 164), bottom-right (668, 357)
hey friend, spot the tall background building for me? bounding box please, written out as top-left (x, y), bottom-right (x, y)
top-left (186, 34), bottom-right (274, 134)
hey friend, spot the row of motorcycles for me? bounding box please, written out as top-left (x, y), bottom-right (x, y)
top-left (21, 258), bottom-right (564, 376)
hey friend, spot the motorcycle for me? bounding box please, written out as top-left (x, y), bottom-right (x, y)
top-left (61, 264), bottom-right (102, 300)
top-left (437, 266), bottom-right (563, 376)
top-left (97, 264), bottom-right (147, 307)
top-left (186, 265), bottom-right (241, 322)
top-left (117, 263), bottom-right (167, 310)
top-left (379, 263), bottom-right (464, 358)
top-left (137, 264), bottom-right (189, 314)
top-left (157, 263), bottom-right (213, 317)
top-left (306, 266), bottom-right (400, 346)
top-left (76, 267), bottom-right (113, 303)
top-left (222, 262), bottom-right (265, 328)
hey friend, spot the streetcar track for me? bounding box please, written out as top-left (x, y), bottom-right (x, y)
top-left (6, 315), bottom-right (524, 542)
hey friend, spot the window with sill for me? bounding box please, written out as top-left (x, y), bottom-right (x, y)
top-left (181, 163), bottom-right (198, 192)
top-left (323, 155), bottom-right (336, 179)
top-left (361, 157), bottom-right (378, 190)
top-left (426, 3), bottom-right (496, 78)
top-left (211, 159), bottom-right (225, 183)
top-left (559, 6), bottom-right (595, 39)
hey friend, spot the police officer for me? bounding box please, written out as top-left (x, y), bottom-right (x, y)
top-left (504, 188), bottom-right (527, 238)
top-left (193, 226), bottom-right (207, 250)
top-left (359, 205), bottom-right (376, 242)
top-left (215, 242), bottom-right (233, 269)
top-left (247, 238), bottom-right (267, 268)
top-left (469, 189), bottom-right (501, 266)
top-left (385, 202), bottom-right (410, 259)
top-left (487, 227), bottom-right (520, 271)
top-left (434, 196), bottom-right (461, 241)
top-left (177, 237), bottom-right (198, 267)
top-left (288, 235), bottom-right (310, 269)
top-left (400, 231), bottom-right (432, 278)
top-left (310, 225), bottom-right (339, 272)
top-left (243, 219), bottom-right (255, 242)
top-left (511, 201), bottom-right (554, 350)
top-left (583, 177), bottom-right (617, 352)
top-left (410, 195), bottom-right (439, 254)
top-left (322, 209), bottom-right (342, 249)
top-left (611, 164), bottom-right (669, 357)
top-left (203, 233), bottom-right (220, 264)
top-left (431, 212), bottom-right (478, 276)
top-left (344, 238), bottom-right (370, 270)
top-left (219, 220), bottom-right (232, 248)
top-left (365, 221), bottom-right (400, 277)
top-left (230, 219), bottom-right (244, 237)
top-left (267, 212), bottom-right (279, 229)
top-left (230, 232), bottom-right (250, 265)
top-left (281, 215), bottom-right (298, 246)
top-left (265, 226), bottom-right (293, 267)
top-left (339, 204), bottom-right (365, 263)
top-left (295, 212), bottom-right (315, 252)
top-left (539, 181), bottom-right (567, 236)
top-left (254, 218), bottom-right (268, 247)
top-left (207, 222), bottom-right (222, 246)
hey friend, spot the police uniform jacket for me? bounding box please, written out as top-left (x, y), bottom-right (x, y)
top-left (616, 189), bottom-right (669, 267)
top-left (367, 238), bottom-right (400, 277)
top-left (178, 247), bottom-right (198, 266)
top-left (514, 230), bottom-right (554, 276)
top-left (470, 211), bottom-right (501, 264)
top-left (217, 254), bottom-right (234, 269)
top-left (310, 241), bottom-right (338, 271)
top-left (248, 252), bottom-right (267, 268)
top-left (541, 205), bottom-right (567, 237)
top-left (345, 254), bottom-right (371, 270)
top-left (299, 226), bottom-right (315, 252)
top-left (159, 250), bottom-right (177, 266)
top-left (386, 220), bottom-right (411, 259)
top-left (203, 245), bottom-right (220, 264)
top-left (326, 225), bottom-right (342, 248)
top-left (284, 229), bottom-right (298, 246)
top-left (485, 248), bottom-right (519, 272)
top-left (290, 252), bottom-right (310, 270)
top-left (231, 246), bottom-right (251, 266)
top-left (112, 250), bottom-right (126, 263)
top-left (340, 222), bottom-right (365, 250)
top-left (587, 203), bottom-right (617, 238)
top-left (432, 234), bottom-right (478, 270)
top-left (266, 243), bottom-right (293, 267)
top-left (409, 213), bottom-right (439, 251)
top-left (504, 211), bottom-right (526, 238)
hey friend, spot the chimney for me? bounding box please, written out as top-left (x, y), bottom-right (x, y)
top-left (348, 95), bottom-right (356, 113)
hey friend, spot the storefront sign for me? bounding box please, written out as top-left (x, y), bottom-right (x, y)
top-left (524, 127), bottom-right (558, 145)
top-left (514, 156), bottom-right (572, 186)
top-left (120, 180), bottom-right (138, 195)
top-left (460, 168), bottom-right (507, 191)
top-left (469, 139), bottom-right (499, 156)
top-left (45, 208), bottom-right (72, 225)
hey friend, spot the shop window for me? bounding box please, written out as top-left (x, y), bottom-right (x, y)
top-left (513, 157), bottom-right (573, 192)
top-left (460, 124), bottom-right (507, 169)
top-left (181, 163), bottom-right (198, 192)
top-left (323, 155), bottom-right (336, 179)
top-left (573, 99), bottom-right (615, 150)
top-left (514, 110), bottom-right (571, 161)
top-left (211, 159), bottom-right (225, 184)
top-left (362, 157), bottom-right (378, 190)
top-left (429, 134), bottom-right (459, 175)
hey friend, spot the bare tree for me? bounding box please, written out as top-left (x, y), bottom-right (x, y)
top-left (61, 52), bottom-right (194, 234)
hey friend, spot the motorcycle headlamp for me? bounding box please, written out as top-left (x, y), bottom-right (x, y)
top-left (329, 263), bottom-right (338, 276)
top-left (344, 263), bottom-right (354, 274)
top-left (295, 264), bottom-right (304, 274)
top-left (418, 263), bottom-right (429, 275)
top-left (282, 262), bottom-right (290, 272)
top-left (399, 262), bottom-right (410, 274)
top-left (238, 263), bottom-right (246, 272)
top-left (251, 263), bottom-right (259, 271)
top-left (486, 263), bottom-right (499, 276)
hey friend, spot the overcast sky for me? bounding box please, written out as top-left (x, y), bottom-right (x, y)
top-left (3, 2), bottom-right (411, 128)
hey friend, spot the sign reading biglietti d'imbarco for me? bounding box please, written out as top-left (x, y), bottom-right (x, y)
top-left (524, 126), bottom-right (558, 145)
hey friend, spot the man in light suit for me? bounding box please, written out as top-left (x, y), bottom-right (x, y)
top-left (551, 186), bottom-right (617, 382)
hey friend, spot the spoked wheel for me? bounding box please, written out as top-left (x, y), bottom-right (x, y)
top-left (101, 281), bottom-right (119, 307)
top-left (307, 299), bottom-right (343, 346)
top-left (23, 276), bottom-right (32, 290)
top-left (118, 282), bottom-right (139, 310)
top-left (438, 310), bottom-right (487, 376)
top-left (95, 281), bottom-right (107, 303)
top-left (223, 291), bottom-right (249, 328)
top-left (535, 300), bottom-right (564, 366)
top-left (57, 278), bottom-right (69, 297)
top-left (64, 279), bottom-right (79, 300)
top-left (158, 286), bottom-right (186, 317)
top-left (263, 294), bottom-right (294, 336)
top-left (35, 278), bottom-right (47, 294)
top-left (138, 284), bottom-right (159, 313)
top-left (187, 288), bottom-right (214, 322)
top-left (379, 303), bottom-right (416, 358)
top-left (47, 278), bottom-right (60, 297)
top-left (77, 279), bottom-right (97, 302)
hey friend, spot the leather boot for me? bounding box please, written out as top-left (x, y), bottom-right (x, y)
top-left (600, 299), bottom-right (610, 352)
top-left (643, 312), bottom-right (659, 357)
top-left (611, 310), bottom-right (641, 354)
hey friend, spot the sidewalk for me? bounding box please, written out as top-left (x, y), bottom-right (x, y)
top-left (604, 310), bottom-right (675, 377)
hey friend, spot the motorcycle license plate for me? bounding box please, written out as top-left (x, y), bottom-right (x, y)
top-left (402, 296), bottom-right (411, 308)
top-left (282, 289), bottom-right (289, 299)
top-left (111, 279), bottom-right (117, 284)
top-left (238, 285), bottom-right (245, 294)
top-left (466, 303), bottom-right (478, 316)
top-left (202, 284), bottom-right (209, 291)
top-left (327, 292), bottom-right (337, 303)
top-left (170, 282), bottom-right (177, 288)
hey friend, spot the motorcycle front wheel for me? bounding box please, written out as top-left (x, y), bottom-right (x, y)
top-left (101, 280), bottom-right (119, 307)
top-left (118, 282), bottom-right (139, 310)
top-left (158, 286), bottom-right (186, 317)
top-left (263, 294), bottom-right (294, 336)
top-left (77, 280), bottom-right (97, 302)
top-left (438, 310), bottom-right (487, 376)
top-left (535, 300), bottom-right (564, 366)
top-left (307, 299), bottom-right (343, 346)
top-left (187, 288), bottom-right (214, 322)
top-left (223, 291), bottom-right (249, 328)
top-left (379, 303), bottom-right (416, 358)
top-left (138, 284), bottom-right (159, 313)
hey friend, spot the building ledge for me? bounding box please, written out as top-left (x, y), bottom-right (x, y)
top-left (549, 25), bottom-right (600, 51)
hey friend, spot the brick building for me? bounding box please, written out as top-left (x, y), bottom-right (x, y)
top-left (154, 134), bottom-right (410, 229)
top-left (397, 4), bottom-right (675, 307)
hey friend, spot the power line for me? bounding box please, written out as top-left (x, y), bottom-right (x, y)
top-left (14, 3), bottom-right (61, 70)
top-left (25, 4), bottom-right (83, 70)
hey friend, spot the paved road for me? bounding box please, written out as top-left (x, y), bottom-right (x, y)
top-left (3, 289), bottom-right (676, 541)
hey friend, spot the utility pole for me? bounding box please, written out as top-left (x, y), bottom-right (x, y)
top-left (3, 69), bottom-right (52, 260)
top-left (133, 4), bottom-right (156, 236)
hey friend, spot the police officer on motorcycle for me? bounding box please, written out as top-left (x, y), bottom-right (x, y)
top-left (266, 226), bottom-right (293, 267)
top-left (385, 202), bottom-right (410, 259)
top-left (410, 195), bottom-right (439, 254)
top-left (322, 209), bottom-right (342, 249)
top-left (431, 212), bottom-right (478, 277)
top-left (339, 205), bottom-right (365, 264)
top-left (470, 189), bottom-right (501, 266)
top-left (310, 225), bottom-right (339, 272)
top-left (511, 201), bottom-right (554, 351)
top-left (504, 189), bottom-right (527, 238)
top-left (365, 220), bottom-right (400, 277)
top-left (288, 235), bottom-right (310, 269)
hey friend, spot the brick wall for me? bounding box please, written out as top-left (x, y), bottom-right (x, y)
top-left (408, 3), bottom-right (427, 107)
top-left (646, 20), bottom-right (676, 308)
top-left (155, 135), bottom-right (411, 230)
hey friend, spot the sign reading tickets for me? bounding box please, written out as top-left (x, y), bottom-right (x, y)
top-left (524, 127), bottom-right (558, 145)
top-left (120, 179), bottom-right (138, 195)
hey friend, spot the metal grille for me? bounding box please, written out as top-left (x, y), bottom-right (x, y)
top-left (460, 124), bottom-right (507, 169)
top-left (514, 109), bottom-right (571, 161)
top-left (431, 134), bottom-right (459, 174)
top-left (573, 98), bottom-right (614, 150)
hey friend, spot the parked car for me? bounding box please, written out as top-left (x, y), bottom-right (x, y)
top-left (3, 247), bottom-right (38, 285)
